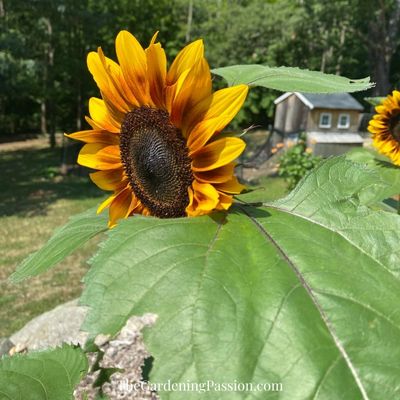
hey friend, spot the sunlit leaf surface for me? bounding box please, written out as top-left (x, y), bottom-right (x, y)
top-left (81, 154), bottom-right (400, 399)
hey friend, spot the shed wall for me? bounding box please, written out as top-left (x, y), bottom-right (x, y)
top-left (284, 94), bottom-right (308, 133)
top-left (310, 142), bottom-right (363, 157)
top-left (274, 94), bottom-right (309, 134)
top-left (274, 101), bottom-right (287, 132)
top-left (307, 109), bottom-right (360, 133)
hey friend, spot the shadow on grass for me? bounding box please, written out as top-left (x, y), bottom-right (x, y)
top-left (0, 145), bottom-right (103, 217)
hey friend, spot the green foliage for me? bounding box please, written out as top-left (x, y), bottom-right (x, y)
top-left (75, 153), bottom-right (400, 399)
top-left (10, 207), bottom-right (108, 283)
top-left (2, 0), bottom-right (399, 135)
top-left (278, 136), bottom-right (322, 190)
top-left (8, 149), bottom-right (400, 398)
top-left (0, 0), bottom-right (187, 135)
top-left (212, 65), bottom-right (374, 93)
top-left (0, 344), bottom-right (88, 399)
top-left (365, 97), bottom-right (385, 107)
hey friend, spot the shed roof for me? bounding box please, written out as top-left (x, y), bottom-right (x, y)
top-left (274, 92), bottom-right (364, 111)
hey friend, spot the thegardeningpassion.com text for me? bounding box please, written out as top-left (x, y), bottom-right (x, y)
top-left (119, 379), bottom-right (283, 394)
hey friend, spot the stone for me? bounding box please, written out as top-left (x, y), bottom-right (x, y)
top-left (0, 337), bottom-right (13, 357)
top-left (10, 299), bottom-right (88, 351)
top-left (8, 299), bottom-right (158, 399)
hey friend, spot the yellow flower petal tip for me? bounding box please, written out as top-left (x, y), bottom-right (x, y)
top-left (69, 30), bottom-right (249, 226)
top-left (150, 31), bottom-right (160, 45)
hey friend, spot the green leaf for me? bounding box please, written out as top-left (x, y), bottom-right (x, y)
top-left (344, 149), bottom-right (400, 205)
top-left (0, 344), bottom-right (88, 399)
top-left (10, 207), bottom-right (108, 283)
top-left (364, 96), bottom-right (385, 106)
top-left (81, 155), bottom-right (400, 399)
top-left (212, 65), bottom-right (374, 93)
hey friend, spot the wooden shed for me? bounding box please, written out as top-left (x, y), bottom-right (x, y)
top-left (272, 92), bottom-right (364, 156)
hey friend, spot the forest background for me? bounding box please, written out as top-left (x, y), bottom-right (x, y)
top-left (1, 0), bottom-right (400, 145)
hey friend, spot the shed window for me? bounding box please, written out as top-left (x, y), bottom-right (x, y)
top-left (338, 113), bottom-right (350, 129)
top-left (319, 113), bottom-right (332, 128)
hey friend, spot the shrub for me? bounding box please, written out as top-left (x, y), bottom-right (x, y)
top-left (278, 134), bottom-right (322, 189)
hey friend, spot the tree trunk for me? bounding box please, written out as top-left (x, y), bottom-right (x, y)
top-left (320, 46), bottom-right (332, 73)
top-left (48, 102), bottom-right (56, 148)
top-left (335, 25), bottom-right (346, 75)
top-left (371, 54), bottom-right (391, 95)
top-left (40, 101), bottom-right (47, 134)
top-left (185, 0), bottom-right (193, 43)
top-left (368, 0), bottom-right (400, 95)
top-left (76, 87), bottom-right (82, 131)
top-left (42, 17), bottom-right (56, 147)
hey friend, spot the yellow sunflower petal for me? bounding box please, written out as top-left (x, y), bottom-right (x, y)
top-left (97, 47), bottom-right (139, 108)
top-left (66, 130), bottom-right (119, 145)
top-left (88, 97), bottom-right (121, 133)
top-left (97, 192), bottom-right (118, 214)
top-left (187, 115), bottom-right (232, 152)
top-left (215, 191), bottom-right (233, 210)
top-left (369, 119), bottom-right (388, 129)
top-left (87, 51), bottom-right (130, 116)
top-left (170, 58), bottom-right (212, 129)
top-left (109, 187), bottom-right (134, 227)
top-left (183, 84), bottom-right (249, 138)
top-left (214, 176), bottom-right (245, 194)
top-left (186, 181), bottom-right (219, 216)
top-left (145, 37), bottom-right (167, 108)
top-left (166, 39), bottom-right (204, 85)
top-left (392, 90), bottom-right (400, 104)
top-left (127, 194), bottom-right (141, 215)
top-left (375, 105), bottom-right (387, 114)
top-left (191, 137), bottom-right (246, 171)
top-left (386, 93), bottom-right (398, 105)
top-left (90, 169), bottom-right (126, 191)
top-left (194, 163), bottom-right (236, 184)
top-left (78, 143), bottom-right (121, 170)
top-left (165, 68), bottom-right (191, 115)
top-left (115, 30), bottom-right (149, 106)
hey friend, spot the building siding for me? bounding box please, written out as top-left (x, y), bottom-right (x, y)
top-left (274, 94), bottom-right (309, 134)
top-left (274, 101), bottom-right (287, 132)
top-left (307, 109), bottom-right (360, 133)
top-left (311, 142), bottom-right (362, 157)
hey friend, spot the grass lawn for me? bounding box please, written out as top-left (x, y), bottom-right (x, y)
top-left (0, 137), bottom-right (288, 338)
top-left (0, 138), bottom-right (106, 337)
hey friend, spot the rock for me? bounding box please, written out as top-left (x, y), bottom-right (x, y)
top-left (0, 337), bottom-right (13, 357)
top-left (9, 299), bottom-right (158, 399)
top-left (75, 314), bottom-right (158, 400)
top-left (10, 299), bottom-right (88, 351)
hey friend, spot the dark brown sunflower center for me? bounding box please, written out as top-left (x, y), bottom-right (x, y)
top-left (120, 106), bottom-right (193, 218)
top-left (390, 112), bottom-right (400, 142)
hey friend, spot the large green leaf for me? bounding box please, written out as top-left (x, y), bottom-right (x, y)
top-left (212, 65), bottom-right (374, 92)
top-left (0, 344), bottom-right (88, 399)
top-left (81, 155), bottom-right (400, 399)
top-left (10, 207), bottom-right (108, 283)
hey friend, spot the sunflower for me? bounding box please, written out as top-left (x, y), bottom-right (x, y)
top-left (67, 31), bottom-right (248, 227)
top-left (368, 90), bottom-right (400, 165)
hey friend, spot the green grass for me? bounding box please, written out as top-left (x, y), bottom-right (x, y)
top-left (0, 142), bottom-right (106, 337)
top-left (0, 140), bottom-right (289, 338)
